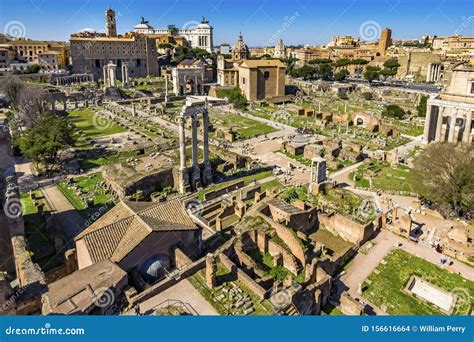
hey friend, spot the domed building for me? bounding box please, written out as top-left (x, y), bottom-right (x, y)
top-left (273, 38), bottom-right (287, 59)
top-left (232, 32), bottom-right (250, 61)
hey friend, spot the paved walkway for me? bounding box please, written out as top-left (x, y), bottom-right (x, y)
top-left (130, 279), bottom-right (218, 316)
top-left (339, 229), bottom-right (474, 314)
top-left (41, 185), bottom-right (86, 242)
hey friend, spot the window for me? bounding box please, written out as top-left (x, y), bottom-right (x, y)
top-left (264, 71), bottom-right (270, 79)
top-left (471, 82), bottom-right (474, 94)
top-left (242, 77), bottom-right (246, 85)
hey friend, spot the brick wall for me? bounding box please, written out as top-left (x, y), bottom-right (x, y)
top-left (219, 254), bottom-right (267, 299)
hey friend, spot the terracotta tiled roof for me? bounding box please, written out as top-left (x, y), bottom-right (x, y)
top-left (83, 216), bottom-right (133, 263)
top-left (75, 198), bottom-right (197, 264)
top-left (110, 216), bottom-right (151, 263)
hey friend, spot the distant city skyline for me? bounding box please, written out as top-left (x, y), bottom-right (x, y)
top-left (0, 0), bottom-right (473, 46)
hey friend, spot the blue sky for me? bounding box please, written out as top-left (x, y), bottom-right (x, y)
top-left (0, 0), bottom-right (473, 46)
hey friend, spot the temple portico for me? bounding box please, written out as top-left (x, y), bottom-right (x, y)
top-left (423, 98), bottom-right (474, 144)
top-left (423, 62), bottom-right (474, 145)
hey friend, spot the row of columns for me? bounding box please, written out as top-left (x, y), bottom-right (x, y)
top-left (426, 63), bottom-right (442, 83)
top-left (424, 104), bottom-right (473, 144)
top-left (177, 104), bottom-right (213, 194)
top-left (56, 74), bottom-right (94, 86)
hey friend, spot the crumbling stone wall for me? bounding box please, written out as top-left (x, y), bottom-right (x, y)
top-left (219, 254), bottom-right (267, 299)
top-left (260, 214), bottom-right (306, 265)
top-left (340, 292), bottom-right (364, 315)
top-left (318, 212), bottom-right (374, 246)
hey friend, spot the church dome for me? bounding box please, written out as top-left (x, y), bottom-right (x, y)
top-left (139, 253), bottom-right (171, 282)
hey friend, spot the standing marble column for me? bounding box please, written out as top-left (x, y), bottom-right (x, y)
top-left (191, 114), bottom-right (201, 189)
top-left (435, 106), bottom-right (444, 142)
top-left (448, 109), bottom-right (458, 143)
top-left (178, 115), bottom-right (190, 193)
top-left (164, 76), bottom-right (169, 103)
top-left (463, 109), bottom-right (472, 143)
top-left (202, 101), bottom-right (213, 185)
top-left (423, 105), bottom-right (433, 144)
top-left (103, 66), bottom-right (108, 87)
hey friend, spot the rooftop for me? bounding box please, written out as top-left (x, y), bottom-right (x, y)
top-left (75, 198), bottom-right (197, 264)
top-left (41, 260), bottom-right (127, 315)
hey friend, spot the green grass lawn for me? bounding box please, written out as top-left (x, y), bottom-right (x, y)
top-left (309, 228), bottom-right (353, 256)
top-left (20, 191), bottom-right (61, 272)
top-left (383, 119), bottom-right (424, 137)
top-left (322, 303), bottom-right (344, 315)
top-left (57, 173), bottom-right (114, 218)
top-left (68, 108), bottom-right (126, 138)
top-left (210, 112), bottom-right (277, 140)
top-left (363, 249), bottom-right (474, 315)
top-left (351, 161), bottom-right (414, 193)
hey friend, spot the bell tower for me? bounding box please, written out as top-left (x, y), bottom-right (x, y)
top-left (105, 7), bottom-right (117, 37)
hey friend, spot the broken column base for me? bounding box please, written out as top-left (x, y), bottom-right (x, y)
top-left (191, 166), bottom-right (202, 191)
top-left (178, 168), bottom-right (191, 194)
top-left (202, 162), bottom-right (213, 186)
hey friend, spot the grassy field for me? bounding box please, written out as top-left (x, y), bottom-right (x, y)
top-left (383, 119), bottom-right (424, 137)
top-left (351, 161), bottom-right (414, 193)
top-left (20, 191), bottom-right (62, 272)
top-left (363, 249), bottom-right (474, 315)
top-left (210, 112), bottom-right (277, 140)
top-left (57, 173), bottom-right (114, 218)
top-left (309, 228), bottom-right (353, 256)
top-left (68, 108), bottom-right (126, 138)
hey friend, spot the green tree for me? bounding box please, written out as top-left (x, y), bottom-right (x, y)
top-left (416, 95), bottom-right (429, 118)
top-left (15, 112), bottom-right (76, 171)
top-left (308, 58), bottom-right (332, 64)
top-left (316, 63), bottom-right (333, 80)
top-left (158, 43), bottom-right (173, 50)
top-left (335, 69), bottom-right (350, 82)
top-left (380, 69), bottom-right (397, 78)
top-left (291, 65), bottom-right (316, 79)
top-left (364, 66), bottom-right (381, 83)
top-left (383, 59), bottom-right (400, 70)
top-left (362, 92), bottom-right (374, 100)
top-left (382, 104), bottom-right (406, 119)
top-left (216, 87), bottom-right (247, 108)
top-left (409, 143), bottom-right (474, 218)
top-left (350, 58), bottom-right (369, 65)
top-left (335, 58), bottom-right (351, 69)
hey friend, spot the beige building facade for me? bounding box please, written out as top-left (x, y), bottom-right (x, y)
top-left (70, 8), bottom-right (159, 81)
top-left (423, 63), bottom-right (474, 144)
top-left (238, 59), bottom-right (286, 101)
